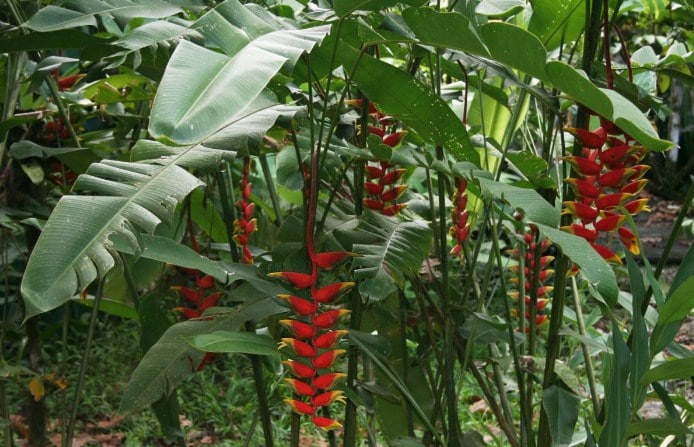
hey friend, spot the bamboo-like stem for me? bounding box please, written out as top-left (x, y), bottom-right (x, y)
top-left (64, 278), bottom-right (105, 447)
top-left (571, 276), bottom-right (601, 415)
top-left (259, 154), bottom-right (283, 227)
top-left (216, 167), bottom-right (241, 264)
top-left (245, 321), bottom-right (275, 447)
top-left (537, 253), bottom-right (570, 447)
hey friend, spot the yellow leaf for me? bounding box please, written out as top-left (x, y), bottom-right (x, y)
top-left (29, 377), bottom-right (45, 401)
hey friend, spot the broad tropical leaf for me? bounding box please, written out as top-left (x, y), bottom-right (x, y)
top-left (120, 264), bottom-right (287, 414)
top-left (528, 0), bottom-right (585, 49)
top-left (148, 1), bottom-right (328, 145)
top-left (20, 160), bottom-right (203, 319)
top-left (352, 211), bottom-right (433, 300)
top-left (23, 0), bottom-right (182, 32)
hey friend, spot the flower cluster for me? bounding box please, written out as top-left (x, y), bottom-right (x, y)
top-left (363, 159), bottom-right (408, 216)
top-left (234, 157), bottom-right (256, 264)
top-left (449, 178), bottom-right (470, 258)
top-left (269, 249), bottom-right (354, 431)
top-left (562, 121), bottom-right (650, 263)
top-left (508, 223), bottom-right (554, 332)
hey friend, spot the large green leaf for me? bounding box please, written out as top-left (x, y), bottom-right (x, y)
top-left (20, 160), bottom-right (203, 319)
top-left (148, 19), bottom-right (328, 145)
top-left (120, 277), bottom-right (286, 414)
top-left (542, 386), bottom-right (580, 447)
top-left (188, 330), bottom-right (279, 356)
top-left (480, 22), bottom-right (548, 82)
top-left (352, 211), bottom-right (433, 301)
top-left (650, 276), bottom-right (694, 355)
top-left (350, 52), bottom-right (478, 163)
top-left (477, 176), bottom-right (558, 227)
top-left (0, 30), bottom-right (108, 52)
top-left (641, 357), bottom-right (694, 384)
top-left (528, 0), bottom-right (585, 49)
top-left (23, 0), bottom-right (182, 32)
top-left (535, 224), bottom-right (618, 306)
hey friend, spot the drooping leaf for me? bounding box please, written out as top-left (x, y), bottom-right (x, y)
top-left (350, 51), bottom-right (477, 163)
top-left (402, 8), bottom-right (490, 58)
top-left (542, 386), bottom-right (580, 447)
top-left (476, 0), bottom-right (525, 18)
top-left (334, 0), bottom-right (401, 17)
top-left (477, 176), bottom-right (558, 227)
top-left (641, 358), bottom-right (694, 384)
top-left (528, 0), bottom-right (585, 49)
top-left (650, 276), bottom-right (694, 355)
top-left (352, 211), bottom-right (433, 301)
top-left (624, 418), bottom-right (691, 437)
top-left (598, 319), bottom-right (631, 447)
top-left (188, 330), bottom-right (279, 356)
top-left (0, 29), bottom-right (108, 52)
top-left (480, 22), bottom-right (549, 81)
top-left (20, 160), bottom-right (203, 319)
top-left (148, 20), bottom-right (328, 145)
top-left (23, 0), bottom-right (182, 32)
top-left (121, 291), bottom-right (285, 414)
top-left (534, 224), bottom-right (619, 307)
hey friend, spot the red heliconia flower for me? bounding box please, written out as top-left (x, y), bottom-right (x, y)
top-left (312, 282), bottom-right (355, 304)
top-left (364, 160), bottom-right (408, 216)
top-left (507, 222), bottom-right (553, 332)
top-left (313, 330), bottom-right (348, 349)
top-left (312, 309), bottom-right (351, 329)
top-left (312, 349), bottom-right (346, 369)
top-left (280, 319), bottom-right (317, 339)
top-left (282, 360), bottom-right (317, 378)
top-left (561, 118), bottom-right (650, 263)
top-left (279, 338), bottom-right (316, 357)
top-left (195, 275), bottom-right (215, 289)
top-left (313, 251), bottom-right (355, 270)
top-left (311, 416), bottom-right (343, 431)
top-left (312, 372), bottom-right (347, 390)
top-left (233, 157), bottom-right (257, 264)
top-left (311, 390), bottom-right (346, 406)
top-left (285, 378), bottom-right (316, 396)
top-left (268, 271), bottom-right (314, 289)
top-left (449, 178), bottom-right (471, 259)
top-left (277, 294), bottom-right (318, 316)
top-left (285, 398), bottom-right (316, 415)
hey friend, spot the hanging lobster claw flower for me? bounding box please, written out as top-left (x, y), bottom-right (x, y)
top-left (564, 156), bottom-right (603, 176)
top-left (598, 168), bottom-right (636, 188)
top-left (618, 227), bottom-right (640, 255)
top-left (591, 243), bottom-right (623, 264)
top-left (312, 282), bottom-right (355, 304)
top-left (596, 192), bottom-right (633, 210)
top-left (565, 127), bottom-right (607, 148)
top-left (313, 251), bottom-right (356, 270)
top-left (565, 178), bottom-right (601, 199)
top-left (268, 271), bottom-right (315, 289)
top-left (620, 179), bottom-right (648, 195)
top-left (284, 378), bottom-right (316, 396)
top-left (594, 213), bottom-right (627, 232)
top-left (382, 204), bottom-right (407, 216)
top-left (363, 198), bottom-right (385, 211)
top-left (561, 224), bottom-right (598, 243)
top-left (382, 131), bottom-right (408, 147)
top-left (562, 201), bottom-right (599, 223)
top-left (311, 416), bottom-right (343, 431)
top-left (312, 349), bottom-right (346, 369)
top-left (312, 390), bottom-right (346, 407)
top-left (380, 168), bottom-right (408, 186)
top-left (312, 372), bottom-right (347, 390)
top-left (284, 398), bottom-right (316, 415)
top-left (277, 294), bottom-right (317, 316)
top-left (381, 185), bottom-right (408, 202)
top-left (623, 198), bottom-right (651, 214)
top-left (280, 319), bottom-right (317, 339)
top-left (313, 330), bottom-right (349, 349)
top-left (312, 310), bottom-right (352, 329)
top-left (171, 286), bottom-right (203, 303)
top-left (366, 165), bottom-right (384, 179)
top-left (363, 182), bottom-right (385, 195)
top-left (282, 360), bottom-right (317, 378)
top-left (172, 307), bottom-right (201, 319)
top-left (279, 338), bottom-right (316, 357)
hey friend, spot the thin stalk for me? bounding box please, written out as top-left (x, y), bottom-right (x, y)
top-left (570, 276), bottom-right (601, 415)
top-left (398, 290), bottom-right (415, 437)
top-left (259, 154), bottom-right (283, 227)
top-left (290, 414), bottom-right (300, 447)
top-left (0, 379), bottom-right (11, 447)
top-left (216, 167), bottom-right (241, 264)
top-left (245, 321), bottom-right (274, 447)
top-left (537, 253), bottom-right (570, 447)
top-left (64, 277), bottom-right (105, 447)
top-left (489, 344), bottom-right (515, 429)
top-left (60, 303), bottom-right (69, 444)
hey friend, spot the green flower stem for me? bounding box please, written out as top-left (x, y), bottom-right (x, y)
top-left (537, 253), bottom-right (570, 447)
top-left (0, 379), bottom-right (11, 447)
top-left (216, 166), bottom-right (241, 264)
top-left (259, 154), bottom-right (283, 227)
top-left (245, 321), bottom-right (274, 447)
top-left (571, 276), bottom-right (601, 416)
top-left (64, 277), bottom-right (104, 447)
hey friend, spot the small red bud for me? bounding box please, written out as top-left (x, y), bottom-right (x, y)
top-left (312, 309), bottom-right (351, 329)
top-left (312, 349), bottom-right (346, 369)
top-left (277, 294), bottom-right (317, 316)
top-left (284, 398), bottom-right (316, 415)
top-left (284, 378), bottom-right (315, 396)
top-left (312, 372), bottom-right (347, 390)
top-left (313, 330), bottom-right (349, 349)
top-left (282, 360), bottom-right (316, 378)
top-left (313, 282), bottom-right (355, 304)
top-left (268, 271), bottom-right (315, 289)
top-left (312, 390), bottom-right (346, 406)
top-left (311, 416), bottom-right (343, 431)
top-left (279, 319), bottom-right (317, 339)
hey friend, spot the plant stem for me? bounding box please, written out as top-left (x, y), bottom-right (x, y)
top-left (537, 253), bottom-right (570, 447)
top-left (0, 379), bottom-right (11, 447)
top-left (245, 321), bottom-right (274, 447)
top-left (216, 167), bottom-right (241, 264)
top-left (259, 154), bottom-right (283, 227)
top-left (571, 276), bottom-right (601, 415)
top-left (64, 278), bottom-right (105, 447)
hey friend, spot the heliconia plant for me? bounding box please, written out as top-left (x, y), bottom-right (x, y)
top-left (6, 1), bottom-right (694, 447)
